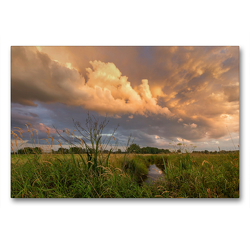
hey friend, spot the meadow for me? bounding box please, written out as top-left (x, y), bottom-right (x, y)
top-left (11, 151), bottom-right (239, 198)
top-left (11, 115), bottom-right (239, 198)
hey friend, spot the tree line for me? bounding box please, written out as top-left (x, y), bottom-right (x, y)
top-left (13, 145), bottom-right (238, 154)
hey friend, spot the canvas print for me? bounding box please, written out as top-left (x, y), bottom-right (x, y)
top-left (11, 46), bottom-right (239, 198)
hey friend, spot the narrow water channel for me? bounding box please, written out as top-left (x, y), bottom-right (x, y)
top-left (145, 164), bottom-right (164, 184)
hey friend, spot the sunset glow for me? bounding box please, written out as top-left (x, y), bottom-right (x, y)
top-left (11, 46), bottom-right (239, 151)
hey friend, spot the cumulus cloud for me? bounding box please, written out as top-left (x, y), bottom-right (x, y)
top-left (11, 47), bottom-right (171, 118)
top-left (84, 61), bottom-right (171, 117)
top-left (11, 46), bottom-right (239, 148)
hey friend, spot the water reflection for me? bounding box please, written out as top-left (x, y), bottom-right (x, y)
top-left (145, 164), bottom-right (164, 184)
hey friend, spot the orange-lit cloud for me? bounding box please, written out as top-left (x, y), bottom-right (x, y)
top-left (11, 47), bottom-right (171, 117)
top-left (11, 46), bottom-right (239, 146)
top-left (36, 123), bottom-right (61, 134)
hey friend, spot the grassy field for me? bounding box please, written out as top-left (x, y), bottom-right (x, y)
top-left (11, 151), bottom-right (239, 198)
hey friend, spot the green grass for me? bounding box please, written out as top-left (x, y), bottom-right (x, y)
top-left (11, 152), bottom-right (239, 198)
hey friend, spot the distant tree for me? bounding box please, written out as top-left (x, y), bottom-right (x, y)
top-left (151, 147), bottom-right (159, 154)
top-left (127, 144), bottom-right (141, 153)
top-left (17, 147), bottom-right (42, 154)
top-left (136, 147), bottom-right (170, 154)
top-left (17, 149), bottom-right (25, 154)
top-left (57, 148), bottom-right (69, 154)
top-left (34, 147), bottom-right (42, 154)
top-left (70, 147), bottom-right (85, 154)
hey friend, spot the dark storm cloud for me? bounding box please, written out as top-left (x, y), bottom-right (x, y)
top-left (11, 47), bottom-right (84, 106)
top-left (29, 112), bottom-right (39, 117)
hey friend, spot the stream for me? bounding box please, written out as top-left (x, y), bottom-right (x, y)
top-left (145, 164), bottom-right (164, 184)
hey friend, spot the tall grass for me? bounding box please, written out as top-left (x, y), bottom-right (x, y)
top-left (11, 116), bottom-right (239, 198)
top-left (11, 153), bottom-right (146, 198)
top-left (11, 151), bottom-right (239, 198)
top-left (155, 152), bottom-right (239, 198)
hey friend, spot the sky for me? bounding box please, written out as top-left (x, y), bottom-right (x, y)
top-left (11, 46), bottom-right (239, 152)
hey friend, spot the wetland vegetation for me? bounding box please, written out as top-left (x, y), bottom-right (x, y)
top-left (11, 114), bottom-right (239, 198)
top-left (11, 152), bottom-right (239, 198)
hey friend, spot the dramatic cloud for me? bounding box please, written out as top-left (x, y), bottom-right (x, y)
top-left (11, 46), bottom-right (239, 151)
top-left (11, 47), bottom-right (171, 117)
